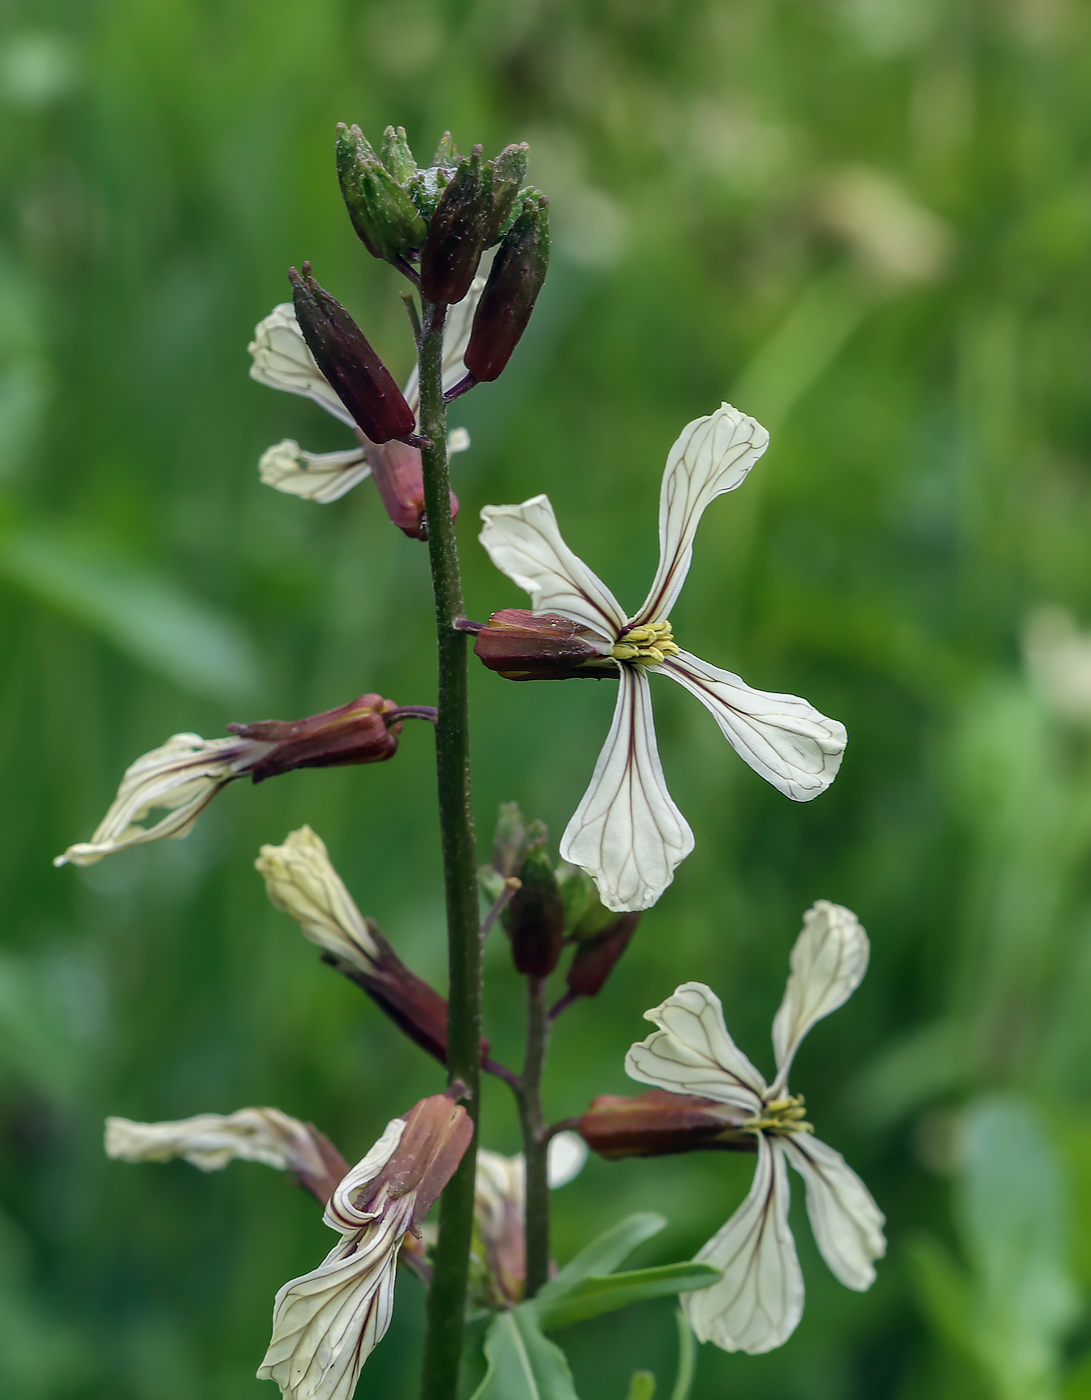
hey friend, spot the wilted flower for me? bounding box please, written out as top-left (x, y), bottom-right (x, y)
top-left (477, 404), bottom-right (846, 911)
top-left (472, 1132), bottom-right (588, 1305)
top-left (624, 901), bottom-right (885, 1354)
top-left (255, 826), bottom-right (452, 1064)
top-left (248, 277), bottom-right (480, 530)
top-left (105, 1107), bottom-right (348, 1205)
top-left (257, 1095), bottom-right (472, 1400)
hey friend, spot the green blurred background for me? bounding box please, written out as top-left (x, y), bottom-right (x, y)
top-left (4, 0), bottom-right (1091, 1396)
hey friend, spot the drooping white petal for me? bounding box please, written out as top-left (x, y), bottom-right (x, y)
top-left (104, 1108), bottom-right (327, 1178)
top-left (632, 405), bottom-right (769, 625)
top-left (625, 981), bottom-right (766, 1112)
top-left (780, 1134), bottom-right (886, 1291)
top-left (769, 902), bottom-right (869, 1093)
top-left (559, 668), bottom-right (693, 911)
top-left (259, 441), bottom-right (372, 504)
top-left (684, 1136), bottom-right (803, 1354)
top-left (547, 1131), bottom-right (589, 1188)
top-left (55, 734), bottom-right (262, 867)
top-left (248, 304), bottom-right (356, 428)
top-left (659, 651), bottom-right (846, 801)
top-left (402, 275), bottom-right (485, 415)
top-left (479, 495), bottom-right (626, 637)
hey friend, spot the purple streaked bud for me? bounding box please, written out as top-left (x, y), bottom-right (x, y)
top-left (473, 609), bottom-right (613, 681)
top-left (579, 1090), bottom-right (756, 1160)
top-left (289, 263), bottom-right (416, 444)
top-left (227, 693), bottom-right (401, 781)
top-left (462, 193), bottom-right (549, 385)
top-left (566, 912), bottom-right (641, 998)
top-left (363, 437), bottom-right (458, 541)
top-left (419, 146), bottom-right (490, 305)
top-left (503, 824), bottom-right (565, 977)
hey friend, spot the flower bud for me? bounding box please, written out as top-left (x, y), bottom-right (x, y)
top-left (566, 911), bottom-right (641, 998)
top-left (335, 123), bottom-right (428, 263)
top-left (491, 800), bottom-right (527, 877)
top-left (473, 609), bottom-right (613, 681)
top-left (289, 263), bottom-right (416, 445)
top-left (228, 694), bottom-right (400, 781)
top-left (503, 823), bottom-right (565, 976)
top-left (364, 437), bottom-right (458, 541)
top-left (463, 193), bottom-right (550, 384)
top-left (482, 142), bottom-right (530, 245)
top-left (579, 1090), bottom-right (756, 1160)
top-left (419, 146), bottom-right (491, 305)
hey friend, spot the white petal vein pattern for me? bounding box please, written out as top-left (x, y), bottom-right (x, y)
top-left (104, 1108), bottom-right (326, 1177)
top-left (259, 441), bottom-right (372, 504)
top-left (633, 404), bottom-right (769, 624)
top-left (479, 495), bottom-right (626, 637)
top-left (684, 1136), bottom-right (804, 1354)
top-left (625, 981), bottom-right (766, 1111)
top-left (660, 652), bottom-right (846, 801)
top-left (770, 902), bottom-right (869, 1091)
top-left (559, 669), bottom-right (693, 911)
top-left (781, 1135), bottom-right (886, 1291)
top-left (248, 304), bottom-right (357, 428)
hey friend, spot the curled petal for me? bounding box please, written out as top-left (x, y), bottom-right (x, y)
top-left (54, 734), bottom-right (259, 867)
top-left (684, 1136), bottom-right (803, 1354)
top-left (479, 495), bottom-right (625, 637)
top-left (104, 1107), bottom-right (328, 1178)
top-left (248, 304), bottom-right (357, 428)
top-left (659, 651), bottom-right (846, 801)
top-left (625, 981), bottom-right (765, 1112)
top-left (780, 1134), bottom-right (885, 1291)
top-left (402, 274), bottom-right (486, 415)
top-left (632, 405), bottom-right (769, 625)
top-left (559, 669), bottom-right (693, 911)
top-left (259, 441), bottom-right (371, 504)
top-left (770, 902), bottom-right (869, 1093)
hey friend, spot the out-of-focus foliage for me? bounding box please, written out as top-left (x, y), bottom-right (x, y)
top-left (4, 0), bottom-right (1091, 1396)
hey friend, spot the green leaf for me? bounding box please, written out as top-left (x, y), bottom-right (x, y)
top-left (533, 1263), bottom-right (719, 1331)
top-left (670, 1311), bottom-right (697, 1400)
top-left (469, 1308), bottom-right (580, 1400)
top-left (536, 1213), bottom-right (666, 1307)
top-left (625, 1373), bottom-right (655, 1400)
top-left (0, 526), bottom-right (265, 705)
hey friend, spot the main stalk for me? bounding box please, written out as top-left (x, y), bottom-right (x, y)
top-left (417, 299), bottom-right (482, 1400)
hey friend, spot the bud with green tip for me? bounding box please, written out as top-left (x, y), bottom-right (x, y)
top-left (380, 124), bottom-right (417, 184)
top-left (462, 192), bottom-right (550, 384)
top-left (566, 911), bottom-right (641, 998)
top-left (336, 123), bottom-right (428, 265)
top-left (503, 822), bottom-right (565, 976)
top-left (289, 263), bottom-right (416, 445)
top-left (420, 146), bottom-right (491, 305)
top-left (492, 800), bottom-right (527, 876)
top-left (482, 142), bottom-right (529, 245)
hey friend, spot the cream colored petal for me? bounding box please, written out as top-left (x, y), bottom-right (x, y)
top-left (249, 304), bottom-right (356, 427)
top-left (104, 1108), bottom-right (326, 1178)
top-left (55, 734), bottom-right (259, 867)
top-left (632, 405), bottom-right (769, 625)
top-left (479, 495), bottom-right (625, 637)
top-left (259, 441), bottom-right (372, 504)
top-left (684, 1136), bottom-right (804, 1354)
top-left (659, 651), bottom-right (846, 801)
top-left (559, 668), bottom-right (693, 911)
top-left (447, 427), bottom-right (471, 455)
top-left (402, 274), bottom-right (485, 415)
top-left (547, 1131), bottom-right (588, 1188)
top-left (255, 826), bottom-right (381, 975)
top-left (781, 1134), bottom-right (886, 1291)
top-left (625, 981), bottom-right (766, 1113)
top-left (769, 902), bottom-right (869, 1094)
top-left (257, 1202), bottom-right (408, 1400)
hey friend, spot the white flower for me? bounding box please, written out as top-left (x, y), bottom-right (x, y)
top-left (478, 404), bottom-right (847, 911)
top-left (105, 1107), bottom-right (329, 1178)
top-left (257, 1095), bottom-right (471, 1400)
top-left (54, 732), bottom-right (266, 867)
top-left (248, 279), bottom-right (481, 503)
top-left (255, 825), bottom-right (381, 975)
top-left (624, 901), bottom-right (885, 1354)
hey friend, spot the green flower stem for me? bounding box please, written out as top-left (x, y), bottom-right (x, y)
top-left (521, 974), bottom-right (552, 1297)
top-left (417, 298), bottom-right (483, 1400)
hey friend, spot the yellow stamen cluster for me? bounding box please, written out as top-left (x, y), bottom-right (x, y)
top-left (611, 621), bottom-right (681, 665)
top-left (745, 1095), bottom-right (813, 1136)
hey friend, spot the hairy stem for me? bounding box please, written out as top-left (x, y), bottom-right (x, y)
top-left (521, 975), bottom-right (552, 1297)
top-left (417, 298), bottom-right (482, 1400)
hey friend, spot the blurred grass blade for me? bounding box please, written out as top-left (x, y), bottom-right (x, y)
top-left (533, 1263), bottom-right (719, 1331)
top-left (670, 1311), bottom-right (696, 1400)
top-left (0, 525), bottom-right (265, 705)
top-left (469, 1308), bottom-right (581, 1400)
top-left (535, 1213), bottom-right (667, 1306)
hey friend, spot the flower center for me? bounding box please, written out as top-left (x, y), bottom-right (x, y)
top-left (745, 1094), bottom-right (812, 1136)
top-left (611, 621), bottom-right (681, 665)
